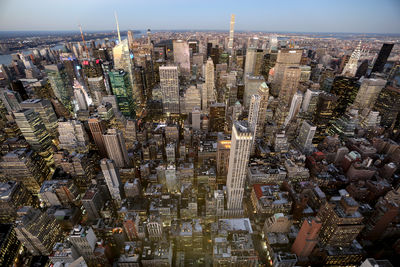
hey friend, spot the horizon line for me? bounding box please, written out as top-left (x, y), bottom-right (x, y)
top-left (1, 29), bottom-right (400, 35)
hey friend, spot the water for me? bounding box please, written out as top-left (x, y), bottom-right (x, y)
top-left (0, 34), bottom-right (132, 66)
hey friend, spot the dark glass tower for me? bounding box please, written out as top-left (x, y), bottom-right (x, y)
top-left (371, 43), bottom-right (394, 73)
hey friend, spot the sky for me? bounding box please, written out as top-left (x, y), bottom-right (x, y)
top-left (0, 0), bottom-right (399, 34)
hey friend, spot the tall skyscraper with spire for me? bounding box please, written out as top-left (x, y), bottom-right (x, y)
top-left (342, 41), bottom-right (362, 77)
top-left (226, 121), bottom-right (253, 216)
top-left (228, 14), bottom-right (235, 53)
top-left (114, 11), bottom-right (121, 43)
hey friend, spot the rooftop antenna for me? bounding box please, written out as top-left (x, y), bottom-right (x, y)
top-left (114, 11), bottom-right (121, 43)
top-left (78, 24), bottom-right (89, 57)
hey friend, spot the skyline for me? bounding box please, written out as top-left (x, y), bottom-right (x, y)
top-left (0, 0), bottom-right (400, 34)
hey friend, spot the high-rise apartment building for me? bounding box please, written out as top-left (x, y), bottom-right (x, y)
top-left (160, 66), bottom-right (180, 114)
top-left (226, 121), bottom-right (253, 215)
top-left (103, 129), bottom-right (129, 168)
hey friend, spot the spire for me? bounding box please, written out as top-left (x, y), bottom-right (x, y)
top-left (114, 11), bottom-right (121, 43)
top-left (342, 40), bottom-right (362, 77)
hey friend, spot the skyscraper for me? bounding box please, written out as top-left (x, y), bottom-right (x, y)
top-left (226, 121), bottom-right (253, 215)
top-left (0, 149), bottom-right (50, 195)
top-left (295, 121), bottom-right (317, 153)
top-left (45, 64), bottom-right (73, 112)
top-left (227, 14), bottom-right (235, 53)
top-left (330, 76), bottom-right (360, 119)
top-left (284, 91), bottom-right (303, 127)
top-left (342, 41), bottom-right (362, 77)
top-left (244, 48), bottom-right (264, 76)
top-left (255, 82), bottom-right (269, 138)
top-left (209, 103), bottom-right (226, 132)
top-left (103, 128), bottom-right (129, 168)
top-left (318, 196), bottom-right (364, 247)
top-left (373, 85), bottom-right (400, 128)
top-left (192, 107), bottom-right (201, 130)
top-left (73, 80), bottom-right (90, 111)
top-left (127, 30), bottom-right (135, 49)
top-left (353, 78), bottom-right (386, 111)
top-left (58, 120), bottom-right (89, 153)
top-left (69, 226), bottom-right (99, 264)
top-left (205, 57), bottom-right (216, 108)
top-left (244, 75), bottom-right (265, 108)
top-left (173, 40), bottom-right (190, 77)
top-left (125, 119), bottom-right (137, 151)
top-left (160, 66), bottom-right (180, 114)
top-left (301, 89), bottom-right (320, 115)
top-left (100, 159), bottom-right (124, 204)
top-left (15, 207), bottom-right (62, 255)
top-left (87, 76), bottom-right (107, 106)
top-left (371, 43), bottom-right (394, 74)
top-left (0, 224), bottom-right (20, 266)
top-left (109, 70), bottom-right (135, 118)
top-left (278, 66), bottom-right (301, 107)
top-left (88, 117), bottom-right (107, 157)
top-left (271, 49), bottom-right (302, 96)
top-left (20, 99), bottom-right (58, 137)
top-left (0, 88), bottom-right (22, 114)
top-left (113, 39), bottom-right (137, 98)
top-left (14, 108), bottom-right (52, 151)
top-left (248, 94), bottom-right (260, 153)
